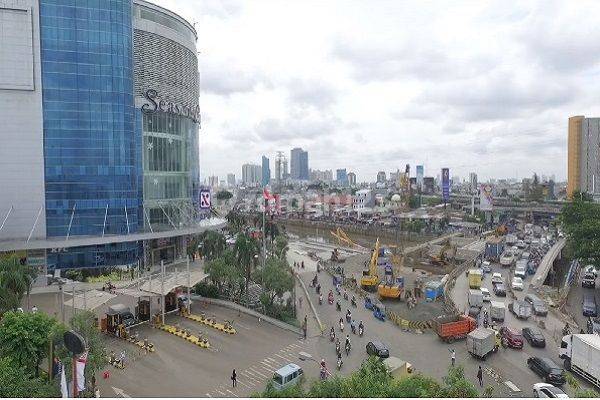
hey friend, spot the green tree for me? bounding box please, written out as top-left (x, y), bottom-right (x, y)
top-left (0, 255), bottom-right (36, 314)
top-left (235, 233), bottom-right (260, 296)
top-left (204, 250), bottom-right (244, 298)
top-left (274, 235), bottom-right (289, 259)
top-left (201, 231), bottom-right (227, 261)
top-left (0, 311), bottom-right (58, 375)
top-left (528, 173), bottom-right (544, 202)
top-left (226, 210), bottom-right (246, 234)
top-left (438, 365), bottom-right (478, 398)
top-left (255, 258), bottom-right (293, 308)
top-left (216, 190), bottom-right (233, 201)
top-left (0, 357), bottom-right (59, 398)
top-left (67, 311), bottom-right (106, 382)
top-left (560, 193), bottom-right (600, 265)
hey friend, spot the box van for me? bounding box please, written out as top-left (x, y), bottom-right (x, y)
top-left (272, 364), bottom-right (303, 391)
top-left (582, 292), bottom-right (598, 317)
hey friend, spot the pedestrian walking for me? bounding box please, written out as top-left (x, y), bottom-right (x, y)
top-left (231, 369), bottom-right (237, 388)
top-left (449, 349), bottom-right (456, 366)
top-left (477, 366), bottom-right (483, 387)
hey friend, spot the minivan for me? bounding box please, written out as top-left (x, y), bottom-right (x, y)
top-left (582, 292), bottom-right (598, 317)
top-left (272, 364), bottom-right (304, 391)
top-left (527, 357), bottom-right (566, 386)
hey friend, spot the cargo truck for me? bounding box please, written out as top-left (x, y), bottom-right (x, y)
top-left (490, 301), bottom-right (505, 322)
top-left (432, 314), bottom-right (477, 343)
top-left (468, 269), bottom-right (482, 289)
top-left (559, 334), bottom-right (600, 389)
top-left (508, 300), bottom-right (532, 320)
top-left (485, 237), bottom-right (504, 262)
top-left (467, 327), bottom-right (500, 360)
top-left (468, 289), bottom-right (483, 308)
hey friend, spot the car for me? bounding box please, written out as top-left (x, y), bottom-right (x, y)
top-left (524, 294), bottom-right (548, 316)
top-left (491, 272), bottom-right (503, 284)
top-left (587, 316), bottom-right (600, 334)
top-left (527, 357), bottom-right (566, 386)
top-left (532, 383), bottom-right (569, 398)
top-left (468, 306), bottom-right (480, 318)
top-left (500, 251), bottom-right (515, 267)
top-left (584, 264), bottom-right (598, 278)
top-left (481, 261), bottom-right (492, 273)
top-left (515, 265), bottom-right (527, 279)
top-left (582, 272), bottom-right (596, 288)
top-left (522, 327), bottom-right (546, 348)
top-left (481, 287), bottom-right (491, 302)
top-left (582, 292), bottom-right (598, 317)
top-left (500, 326), bottom-right (524, 349)
top-left (517, 240), bottom-right (527, 249)
top-left (366, 341), bottom-right (389, 358)
top-left (511, 276), bottom-right (524, 290)
top-left (521, 251), bottom-right (531, 260)
top-left (492, 282), bottom-right (506, 296)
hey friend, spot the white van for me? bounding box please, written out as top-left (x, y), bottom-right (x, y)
top-left (272, 363), bottom-right (303, 390)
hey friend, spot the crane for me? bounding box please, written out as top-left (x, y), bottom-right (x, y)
top-left (361, 238), bottom-right (380, 291)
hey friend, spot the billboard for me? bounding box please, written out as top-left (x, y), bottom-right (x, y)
top-left (441, 168), bottom-right (450, 202)
top-left (416, 165), bottom-right (424, 188)
top-left (199, 189), bottom-right (211, 209)
top-left (479, 184), bottom-right (494, 211)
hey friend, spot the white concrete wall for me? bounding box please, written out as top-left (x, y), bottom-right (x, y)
top-left (0, 0), bottom-right (45, 241)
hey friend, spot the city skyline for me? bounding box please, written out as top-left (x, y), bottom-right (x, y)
top-left (156, 0), bottom-right (600, 183)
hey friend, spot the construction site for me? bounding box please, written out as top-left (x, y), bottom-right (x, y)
top-left (289, 226), bottom-right (484, 323)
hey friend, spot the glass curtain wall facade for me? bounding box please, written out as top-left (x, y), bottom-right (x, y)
top-left (39, 0), bottom-right (141, 268)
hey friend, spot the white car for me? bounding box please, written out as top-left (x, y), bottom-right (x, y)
top-left (491, 272), bottom-right (503, 284)
top-left (500, 252), bottom-right (514, 267)
top-left (514, 265), bottom-right (527, 279)
top-left (532, 383), bottom-right (568, 398)
top-left (481, 261), bottom-right (492, 273)
top-left (481, 287), bottom-right (491, 302)
top-left (511, 276), bottom-right (524, 291)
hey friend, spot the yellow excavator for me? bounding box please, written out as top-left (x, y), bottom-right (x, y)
top-left (361, 238), bottom-right (380, 291)
top-left (430, 240), bottom-right (456, 266)
top-left (378, 247), bottom-right (404, 300)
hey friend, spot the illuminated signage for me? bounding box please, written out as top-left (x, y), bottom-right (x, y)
top-left (141, 89), bottom-right (200, 124)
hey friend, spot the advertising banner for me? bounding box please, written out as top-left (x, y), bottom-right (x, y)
top-left (441, 168), bottom-right (450, 202)
top-left (199, 190), bottom-right (211, 209)
top-left (479, 183), bottom-right (494, 211)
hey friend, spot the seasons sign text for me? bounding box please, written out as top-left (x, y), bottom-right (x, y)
top-left (141, 89), bottom-right (200, 124)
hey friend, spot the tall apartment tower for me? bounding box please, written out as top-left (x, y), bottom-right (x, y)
top-left (568, 116), bottom-right (600, 199)
top-left (261, 155), bottom-right (270, 186)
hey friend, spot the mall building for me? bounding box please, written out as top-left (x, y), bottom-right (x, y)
top-left (0, 0), bottom-right (223, 275)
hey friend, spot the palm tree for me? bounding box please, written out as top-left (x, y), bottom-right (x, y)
top-left (201, 231), bottom-right (226, 261)
top-left (234, 233), bottom-right (259, 296)
top-left (0, 255), bottom-right (35, 314)
top-left (225, 210), bottom-right (246, 234)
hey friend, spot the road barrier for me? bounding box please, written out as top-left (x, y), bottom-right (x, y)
top-left (182, 312), bottom-right (236, 334)
top-left (295, 273), bottom-right (324, 333)
top-left (155, 323), bottom-right (210, 349)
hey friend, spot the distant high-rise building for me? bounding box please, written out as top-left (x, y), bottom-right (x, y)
top-left (290, 147), bottom-right (309, 180)
top-left (227, 173), bottom-right (236, 187)
top-left (242, 163), bottom-right (261, 186)
top-left (376, 171), bottom-right (386, 183)
top-left (567, 115), bottom-right (600, 198)
top-left (336, 168), bottom-right (348, 185)
top-left (423, 177), bottom-right (435, 195)
top-left (469, 172), bottom-right (478, 192)
top-left (416, 165), bottom-right (424, 189)
top-left (310, 169), bottom-right (333, 182)
top-left (208, 175), bottom-right (219, 188)
top-left (261, 155), bottom-right (271, 186)
top-left (348, 172), bottom-right (357, 186)
top-left (275, 152), bottom-right (288, 184)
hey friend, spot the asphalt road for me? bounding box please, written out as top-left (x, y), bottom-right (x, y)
top-left (566, 275), bottom-right (598, 332)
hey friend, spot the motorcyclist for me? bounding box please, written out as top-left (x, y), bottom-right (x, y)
top-left (336, 300), bottom-right (341, 311)
top-left (351, 295), bottom-right (357, 307)
top-left (319, 293), bottom-right (323, 305)
top-left (330, 327), bottom-right (335, 341)
top-left (316, 283), bottom-right (321, 295)
top-left (350, 319), bottom-right (356, 334)
top-left (337, 352), bottom-right (343, 370)
top-left (312, 274), bottom-right (318, 287)
top-left (358, 320), bottom-right (364, 336)
top-left (335, 338), bottom-right (341, 356)
top-left (339, 317), bottom-right (344, 332)
top-left (346, 310), bottom-right (352, 323)
top-left (345, 334), bottom-right (351, 354)
top-left (343, 290), bottom-right (348, 300)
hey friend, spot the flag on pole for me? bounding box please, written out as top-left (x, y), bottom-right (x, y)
top-left (59, 362), bottom-right (69, 398)
top-left (75, 351), bottom-right (88, 392)
top-left (263, 187), bottom-right (274, 200)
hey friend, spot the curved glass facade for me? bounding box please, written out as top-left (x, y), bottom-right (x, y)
top-left (40, 0), bottom-right (141, 268)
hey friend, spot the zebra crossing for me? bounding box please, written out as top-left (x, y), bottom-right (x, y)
top-left (206, 340), bottom-right (308, 397)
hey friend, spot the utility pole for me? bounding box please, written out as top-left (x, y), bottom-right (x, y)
top-left (186, 256), bottom-right (191, 312)
top-left (160, 260), bottom-right (165, 324)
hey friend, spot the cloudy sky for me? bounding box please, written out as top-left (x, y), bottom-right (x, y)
top-left (155, 0), bottom-right (600, 183)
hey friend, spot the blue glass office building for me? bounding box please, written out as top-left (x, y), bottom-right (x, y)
top-left (0, 0), bottom-right (206, 271)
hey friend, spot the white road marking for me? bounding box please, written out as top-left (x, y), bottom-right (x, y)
top-left (248, 367), bottom-right (269, 379)
top-left (275, 354), bottom-right (293, 362)
top-left (259, 365), bottom-right (273, 374)
top-left (215, 389), bottom-right (227, 396)
top-left (288, 343), bottom-right (302, 349)
top-left (504, 381), bottom-right (521, 392)
top-left (237, 380), bottom-right (254, 389)
top-left (205, 393), bottom-right (212, 397)
top-left (226, 389), bottom-right (238, 397)
top-left (261, 359), bottom-right (278, 368)
top-left (285, 351), bottom-right (296, 358)
top-left (267, 357), bottom-right (277, 363)
top-left (242, 370), bottom-right (261, 382)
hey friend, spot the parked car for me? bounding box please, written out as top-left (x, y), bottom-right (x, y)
top-left (532, 383), bottom-right (568, 398)
top-left (524, 293), bottom-right (548, 316)
top-left (366, 341), bottom-right (389, 358)
top-left (582, 272), bottom-right (596, 289)
top-left (492, 282), bottom-right (506, 296)
top-left (511, 276), bottom-right (524, 291)
top-left (527, 357), bottom-right (566, 386)
top-left (500, 326), bottom-right (524, 349)
top-left (522, 327), bottom-right (546, 348)
top-left (481, 287), bottom-right (491, 302)
top-left (500, 251), bottom-right (515, 267)
top-left (491, 272), bottom-right (503, 285)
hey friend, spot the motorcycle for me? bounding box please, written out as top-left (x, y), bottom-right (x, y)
top-left (339, 321), bottom-right (344, 332)
top-left (351, 297), bottom-right (357, 307)
top-left (346, 313), bottom-right (352, 324)
top-left (328, 293), bottom-right (334, 305)
top-left (345, 341), bottom-right (351, 356)
top-left (351, 323), bottom-right (356, 335)
top-left (330, 331), bottom-right (335, 342)
top-left (319, 294), bottom-right (323, 305)
top-left (336, 301), bottom-right (341, 312)
top-left (358, 325), bottom-right (364, 337)
top-left (337, 357), bottom-right (343, 370)
top-left (320, 367), bottom-right (327, 380)
top-left (343, 292), bottom-right (349, 301)
top-left (335, 342), bottom-right (341, 356)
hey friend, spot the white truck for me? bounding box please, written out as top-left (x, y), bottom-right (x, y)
top-left (559, 334), bottom-right (600, 389)
top-left (467, 327), bottom-right (499, 360)
top-left (468, 289), bottom-right (483, 308)
top-left (490, 301), bottom-right (505, 322)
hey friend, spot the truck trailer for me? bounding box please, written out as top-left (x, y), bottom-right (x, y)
top-left (433, 314), bottom-right (477, 343)
top-left (467, 327), bottom-right (499, 360)
top-left (560, 334), bottom-right (600, 389)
